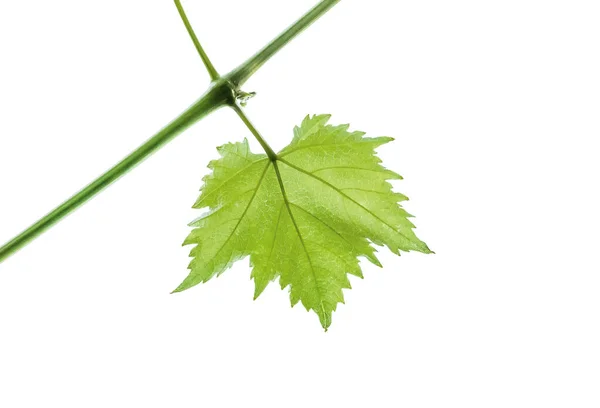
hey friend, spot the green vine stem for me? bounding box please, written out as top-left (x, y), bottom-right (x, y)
top-left (174, 0), bottom-right (220, 81)
top-left (0, 84), bottom-right (231, 264)
top-left (0, 0), bottom-right (340, 264)
top-left (227, 0), bottom-right (341, 87)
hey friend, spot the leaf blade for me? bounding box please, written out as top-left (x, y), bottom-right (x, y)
top-left (177, 115), bottom-right (431, 329)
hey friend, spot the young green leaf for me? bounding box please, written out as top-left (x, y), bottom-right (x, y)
top-left (174, 115), bottom-right (432, 330)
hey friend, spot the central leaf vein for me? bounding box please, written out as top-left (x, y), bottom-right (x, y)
top-left (272, 161), bottom-right (326, 316)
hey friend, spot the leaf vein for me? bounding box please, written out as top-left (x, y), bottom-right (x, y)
top-left (279, 139), bottom-right (384, 158)
top-left (196, 157), bottom-right (268, 206)
top-left (272, 161), bottom-right (327, 320)
top-left (279, 158), bottom-right (410, 241)
top-left (192, 161), bottom-right (270, 277)
top-left (311, 166), bottom-right (390, 175)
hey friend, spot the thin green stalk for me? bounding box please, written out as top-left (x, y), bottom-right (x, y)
top-left (227, 0), bottom-right (341, 87)
top-left (0, 83), bottom-right (231, 263)
top-left (174, 0), bottom-right (220, 80)
top-left (0, 0), bottom-right (341, 264)
top-left (232, 104), bottom-right (277, 161)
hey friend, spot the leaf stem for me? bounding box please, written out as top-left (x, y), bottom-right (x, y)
top-left (226, 0), bottom-right (341, 87)
top-left (232, 104), bottom-right (277, 161)
top-left (174, 0), bottom-right (220, 80)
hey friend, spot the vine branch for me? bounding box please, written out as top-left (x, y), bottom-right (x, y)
top-left (0, 0), bottom-right (341, 264)
top-left (227, 0), bottom-right (341, 87)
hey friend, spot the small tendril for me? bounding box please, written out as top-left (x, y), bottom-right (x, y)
top-left (235, 90), bottom-right (257, 107)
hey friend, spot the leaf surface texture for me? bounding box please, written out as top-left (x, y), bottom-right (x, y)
top-left (175, 115), bottom-right (431, 329)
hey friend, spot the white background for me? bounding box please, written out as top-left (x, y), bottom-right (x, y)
top-left (1, 0), bottom-right (599, 406)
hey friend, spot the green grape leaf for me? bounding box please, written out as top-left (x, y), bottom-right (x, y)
top-left (173, 114), bottom-right (432, 330)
